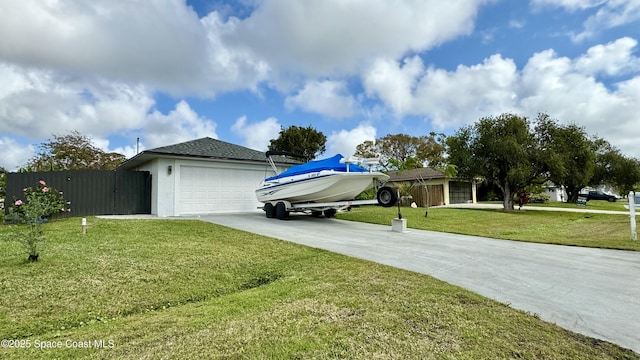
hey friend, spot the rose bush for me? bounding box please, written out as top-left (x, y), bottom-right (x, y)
top-left (6, 180), bottom-right (67, 262)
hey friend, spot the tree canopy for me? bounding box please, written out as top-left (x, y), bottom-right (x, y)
top-left (592, 139), bottom-right (640, 196)
top-left (447, 113), bottom-right (540, 210)
top-left (268, 125), bottom-right (327, 161)
top-left (448, 112), bottom-right (640, 207)
top-left (535, 114), bottom-right (596, 203)
top-left (354, 133), bottom-right (446, 170)
top-left (25, 131), bottom-right (126, 171)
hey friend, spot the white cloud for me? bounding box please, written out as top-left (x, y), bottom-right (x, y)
top-left (518, 46), bottom-right (638, 150)
top-left (0, 1), bottom-right (270, 97)
top-left (230, 0), bottom-right (489, 76)
top-left (576, 0), bottom-right (640, 41)
top-left (575, 37), bottom-right (640, 76)
top-left (532, 0), bottom-right (640, 42)
top-left (531, 0), bottom-right (607, 11)
top-left (231, 116), bottom-right (281, 151)
top-left (0, 137), bottom-right (34, 171)
top-left (415, 54), bottom-right (519, 129)
top-left (363, 54), bottom-right (519, 127)
top-left (509, 19), bottom-right (526, 28)
top-left (363, 56), bottom-right (424, 116)
top-left (0, 1), bottom-right (203, 91)
top-left (143, 101), bottom-right (218, 149)
top-left (326, 123), bottom-right (377, 158)
top-left (110, 144), bottom-right (140, 160)
top-left (284, 80), bottom-right (356, 118)
top-left (361, 37), bottom-right (640, 158)
top-left (0, 62), bottom-right (223, 159)
top-left (0, 63), bottom-right (154, 139)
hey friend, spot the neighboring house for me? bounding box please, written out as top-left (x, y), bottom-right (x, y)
top-left (386, 168), bottom-right (477, 206)
top-left (119, 137), bottom-right (298, 216)
top-left (543, 182), bottom-right (621, 202)
top-left (543, 181), bottom-right (567, 202)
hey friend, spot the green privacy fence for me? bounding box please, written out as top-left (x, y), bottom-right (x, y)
top-left (5, 170), bottom-right (151, 217)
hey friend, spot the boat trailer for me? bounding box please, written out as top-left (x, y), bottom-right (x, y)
top-left (260, 185), bottom-right (398, 220)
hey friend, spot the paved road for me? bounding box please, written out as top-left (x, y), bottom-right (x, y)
top-left (200, 212), bottom-right (640, 353)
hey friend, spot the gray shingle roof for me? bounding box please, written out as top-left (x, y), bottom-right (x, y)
top-left (119, 137), bottom-right (299, 169)
top-left (387, 167), bottom-right (445, 182)
top-left (149, 137), bottom-right (268, 161)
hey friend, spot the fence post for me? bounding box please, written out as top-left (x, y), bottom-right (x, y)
top-left (630, 191), bottom-right (636, 241)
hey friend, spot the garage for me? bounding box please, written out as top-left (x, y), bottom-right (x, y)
top-left (449, 181), bottom-right (472, 204)
top-left (118, 137), bottom-right (298, 217)
top-left (178, 165), bottom-right (268, 214)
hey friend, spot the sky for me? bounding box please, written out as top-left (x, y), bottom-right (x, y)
top-left (1, 0), bottom-right (639, 171)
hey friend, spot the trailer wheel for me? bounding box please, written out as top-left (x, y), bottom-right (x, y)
top-left (264, 203), bottom-right (275, 218)
top-left (311, 211), bottom-right (323, 218)
top-left (324, 209), bottom-right (337, 218)
top-left (377, 186), bottom-right (398, 208)
top-left (275, 202), bottom-right (289, 220)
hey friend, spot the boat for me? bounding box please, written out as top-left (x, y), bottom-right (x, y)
top-left (256, 153), bottom-right (390, 204)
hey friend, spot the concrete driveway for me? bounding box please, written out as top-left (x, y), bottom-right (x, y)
top-left (200, 212), bottom-right (640, 353)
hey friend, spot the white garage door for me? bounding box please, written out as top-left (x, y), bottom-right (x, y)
top-left (179, 165), bottom-right (266, 214)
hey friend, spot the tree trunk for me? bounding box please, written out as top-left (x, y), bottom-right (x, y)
top-left (501, 182), bottom-right (515, 210)
top-left (566, 186), bottom-right (581, 203)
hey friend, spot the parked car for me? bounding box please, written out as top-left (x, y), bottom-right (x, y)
top-left (586, 190), bottom-right (617, 202)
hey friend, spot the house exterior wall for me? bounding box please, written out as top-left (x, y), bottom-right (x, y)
top-left (544, 185), bottom-right (567, 202)
top-left (389, 178), bottom-right (477, 206)
top-left (134, 157), bottom-right (177, 217)
top-left (158, 158), bottom-right (177, 216)
top-left (131, 156), bottom-right (288, 216)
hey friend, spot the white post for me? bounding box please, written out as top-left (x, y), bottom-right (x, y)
top-left (630, 191), bottom-right (636, 241)
top-left (82, 218), bottom-right (87, 235)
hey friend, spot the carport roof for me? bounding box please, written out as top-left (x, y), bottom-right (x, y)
top-left (119, 137), bottom-right (299, 169)
top-left (387, 167), bottom-right (446, 182)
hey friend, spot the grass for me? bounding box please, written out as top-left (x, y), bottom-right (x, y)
top-left (1, 218), bottom-right (638, 359)
top-left (478, 199), bottom-right (629, 211)
top-left (527, 199), bottom-right (631, 212)
top-left (336, 205), bottom-right (640, 251)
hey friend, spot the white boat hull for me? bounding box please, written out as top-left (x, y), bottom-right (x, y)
top-left (256, 172), bottom-right (388, 203)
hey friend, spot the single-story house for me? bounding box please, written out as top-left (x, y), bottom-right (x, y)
top-left (119, 137), bottom-right (298, 216)
top-left (387, 167), bottom-right (477, 206)
top-left (543, 181), bottom-right (567, 202)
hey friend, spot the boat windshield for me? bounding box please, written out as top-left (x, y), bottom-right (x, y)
top-left (265, 154), bottom-right (369, 181)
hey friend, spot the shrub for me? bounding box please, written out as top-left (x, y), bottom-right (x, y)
top-left (514, 190), bottom-right (531, 209)
top-left (355, 187), bottom-right (377, 200)
top-left (5, 180), bottom-right (67, 262)
top-left (485, 190), bottom-right (501, 201)
top-left (529, 193), bottom-right (550, 204)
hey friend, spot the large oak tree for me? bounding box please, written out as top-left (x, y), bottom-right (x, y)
top-left (447, 113), bottom-right (540, 210)
top-left (535, 114), bottom-right (596, 203)
top-left (592, 139), bottom-right (640, 196)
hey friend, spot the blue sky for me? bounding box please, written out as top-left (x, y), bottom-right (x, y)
top-left (1, 0), bottom-right (640, 171)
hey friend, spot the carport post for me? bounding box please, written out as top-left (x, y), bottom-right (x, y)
top-left (630, 191), bottom-right (637, 241)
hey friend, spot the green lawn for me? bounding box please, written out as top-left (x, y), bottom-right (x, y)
top-left (477, 199), bottom-right (630, 211)
top-left (1, 218), bottom-right (637, 359)
top-left (527, 199), bottom-right (631, 212)
top-left (336, 205), bottom-right (640, 251)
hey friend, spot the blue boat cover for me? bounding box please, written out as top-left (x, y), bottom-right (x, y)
top-left (265, 154), bottom-right (369, 181)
